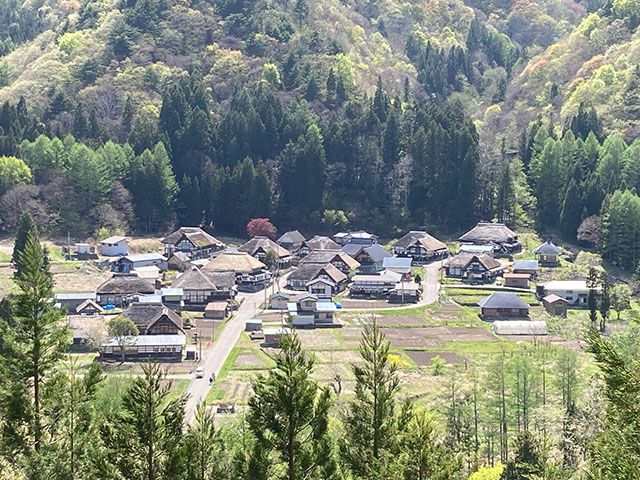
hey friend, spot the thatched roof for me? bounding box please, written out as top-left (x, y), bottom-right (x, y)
top-left (300, 250), bottom-right (360, 270)
top-left (171, 268), bottom-right (235, 291)
top-left (447, 254), bottom-right (501, 270)
top-left (202, 250), bottom-right (266, 273)
top-left (394, 231), bottom-right (447, 252)
top-left (96, 274), bottom-right (155, 295)
top-left (342, 243), bottom-right (392, 263)
top-left (238, 236), bottom-right (291, 259)
top-left (277, 230), bottom-right (306, 244)
top-left (288, 263), bottom-right (347, 284)
top-left (121, 302), bottom-right (184, 333)
top-left (304, 235), bottom-right (341, 251)
top-left (459, 223), bottom-right (517, 244)
top-left (161, 227), bottom-right (224, 248)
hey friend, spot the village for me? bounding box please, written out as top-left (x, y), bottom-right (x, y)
top-left (0, 222), bottom-right (614, 419)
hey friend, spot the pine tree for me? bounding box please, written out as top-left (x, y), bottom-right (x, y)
top-left (247, 334), bottom-right (338, 480)
top-left (182, 405), bottom-right (226, 480)
top-left (342, 320), bottom-right (402, 478)
top-left (293, 0), bottom-right (309, 28)
top-left (12, 211), bottom-right (38, 273)
top-left (0, 231), bottom-right (69, 462)
top-left (500, 431), bottom-right (543, 480)
top-left (102, 363), bottom-right (186, 480)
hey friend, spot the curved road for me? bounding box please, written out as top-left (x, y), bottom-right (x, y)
top-left (183, 262), bottom-right (443, 423)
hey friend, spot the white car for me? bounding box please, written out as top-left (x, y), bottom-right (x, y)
top-left (195, 366), bottom-right (205, 379)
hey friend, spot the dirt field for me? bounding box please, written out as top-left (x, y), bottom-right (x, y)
top-left (405, 350), bottom-right (466, 366)
top-left (340, 298), bottom-right (396, 309)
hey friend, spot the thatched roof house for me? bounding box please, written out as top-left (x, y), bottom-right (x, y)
top-left (96, 274), bottom-right (155, 306)
top-left (299, 250), bottom-right (360, 272)
top-left (459, 223), bottom-right (520, 254)
top-left (121, 302), bottom-right (185, 335)
top-left (238, 236), bottom-right (292, 266)
top-left (202, 250), bottom-right (267, 273)
top-left (303, 235), bottom-right (341, 252)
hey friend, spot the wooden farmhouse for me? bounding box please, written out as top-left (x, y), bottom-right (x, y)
top-left (161, 227), bottom-right (224, 259)
top-left (392, 231), bottom-right (449, 263)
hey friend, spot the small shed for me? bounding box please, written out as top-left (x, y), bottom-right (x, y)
top-left (512, 260), bottom-right (539, 277)
top-left (100, 236), bottom-right (128, 257)
top-left (533, 241), bottom-right (561, 266)
top-left (270, 293), bottom-right (293, 310)
top-left (246, 318), bottom-right (263, 332)
top-left (204, 301), bottom-right (229, 320)
top-left (542, 294), bottom-right (568, 318)
top-left (493, 320), bottom-right (548, 336)
top-left (264, 327), bottom-right (291, 346)
top-left (75, 299), bottom-right (104, 315)
top-left (388, 282), bottom-right (421, 303)
top-left (478, 292), bottom-right (530, 320)
top-left (503, 272), bottom-right (530, 289)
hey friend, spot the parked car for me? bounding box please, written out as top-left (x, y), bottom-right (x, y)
top-left (195, 366), bottom-right (205, 378)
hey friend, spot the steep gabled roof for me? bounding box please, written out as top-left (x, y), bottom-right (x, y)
top-left (161, 227), bottom-right (224, 248)
top-left (478, 292), bottom-right (529, 309)
top-left (343, 243), bottom-right (392, 263)
top-left (304, 235), bottom-right (341, 251)
top-left (121, 302), bottom-right (184, 334)
top-left (238, 236), bottom-right (291, 259)
top-left (448, 254), bottom-right (501, 271)
top-left (300, 250), bottom-right (360, 270)
top-left (394, 231), bottom-right (447, 251)
top-left (171, 267), bottom-right (235, 291)
top-left (202, 250), bottom-right (267, 273)
top-left (277, 230), bottom-right (306, 244)
top-left (533, 241), bottom-right (561, 255)
top-left (459, 223), bottom-right (517, 244)
top-left (289, 263), bottom-right (347, 284)
top-left (96, 274), bottom-right (155, 295)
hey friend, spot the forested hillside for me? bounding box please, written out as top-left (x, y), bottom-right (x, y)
top-left (2, 0), bottom-right (640, 270)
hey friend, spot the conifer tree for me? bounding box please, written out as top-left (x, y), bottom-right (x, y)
top-left (247, 334), bottom-right (338, 480)
top-left (102, 363), bottom-right (186, 480)
top-left (12, 211), bottom-right (37, 271)
top-left (342, 320), bottom-right (402, 478)
top-left (0, 231), bottom-right (69, 463)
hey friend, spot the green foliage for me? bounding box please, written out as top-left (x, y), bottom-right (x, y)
top-left (248, 333), bottom-right (339, 480)
top-left (0, 155), bottom-right (31, 196)
top-left (0, 230), bottom-right (68, 467)
top-left (586, 328), bottom-right (640, 479)
top-left (341, 321), bottom-right (403, 477)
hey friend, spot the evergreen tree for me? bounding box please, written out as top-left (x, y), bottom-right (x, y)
top-left (182, 405), bottom-right (226, 480)
top-left (247, 334), bottom-right (338, 480)
top-left (586, 329), bottom-right (640, 479)
top-left (500, 431), bottom-right (543, 480)
top-left (0, 231), bottom-right (69, 467)
top-left (342, 320), bottom-right (403, 478)
top-left (12, 211), bottom-right (37, 272)
top-left (102, 363), bottom-right (186, 480)
top-left (559, 180), bottom-right (582, 238)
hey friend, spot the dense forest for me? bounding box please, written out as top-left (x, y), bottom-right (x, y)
top-left (3, 0), bottom-right (638, 247)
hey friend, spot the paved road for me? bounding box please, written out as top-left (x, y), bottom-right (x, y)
top-left (183, 275), bottom-right (288, 423)
top-left (338, 261), bottom-right (444, 312)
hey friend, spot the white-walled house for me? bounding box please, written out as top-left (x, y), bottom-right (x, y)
top-left (100, 236), bottom-right (129, 257)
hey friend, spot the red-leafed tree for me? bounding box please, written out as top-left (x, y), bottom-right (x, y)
top-left (246, 218), bottom-right (277, 238)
